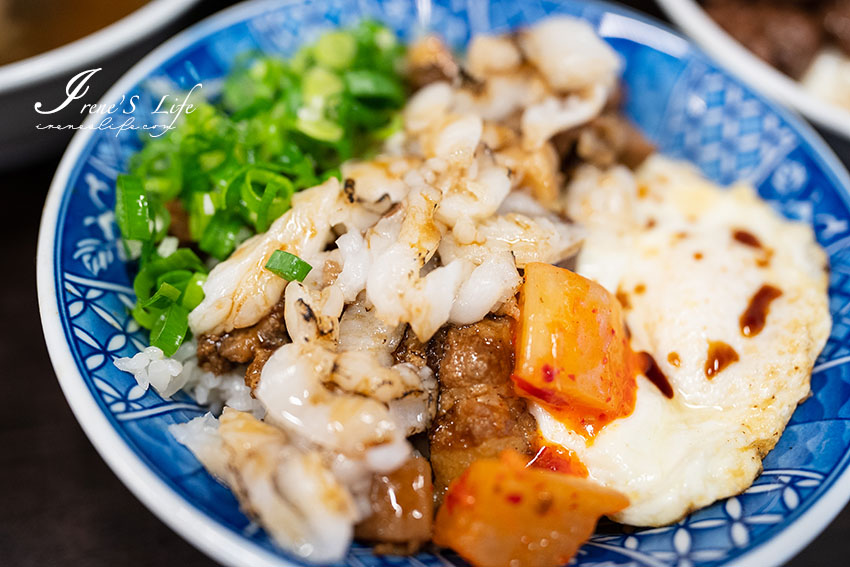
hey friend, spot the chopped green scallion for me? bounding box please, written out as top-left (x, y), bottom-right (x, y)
top-left (138, 282), bottom-right (182, 312)
top-left (181, 272), bottom-right (207, 310)
top-left (295, 115), bottom-right (345, 142)
top-left (199, 211), bottom-right (250, 260)
top-left (150, 303), bottom-right (190, 357)
top-left (265, 250), bottom-right (312, 282)
top-left (115, 175), bottom-right (152, 241)
top-left (344, 69), bottom-right (404, 102)
top-left (314, 31), bottom-right (357, 69)
top-left (302, 67), bottom-right (345, 102)
top-left (133, 248), bottom-right (207, 303)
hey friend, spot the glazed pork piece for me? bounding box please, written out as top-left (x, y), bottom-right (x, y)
top-left (572, 112), bottom-right (655, 170)
top-left (196, 295), bottom-right (289, 389)
top-left (423, 317), bottom-right (538, 499)
top-left (354, 454), bottom-right (434, 554)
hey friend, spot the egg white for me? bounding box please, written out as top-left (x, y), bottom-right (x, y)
top-left (535, 156), bottom-right (831, 526)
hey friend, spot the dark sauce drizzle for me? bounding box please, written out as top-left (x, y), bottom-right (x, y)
top-left (740, 285), bottom-right (783, 337)
top-left (704, 341), bottom-right (739, 379)
top-left (616, 288), bottom-right (631, 310)
top-left (733, 229), bottom-right (763, 249)
top-left (638, 352), bottom-right (674, 399)
top-left (667, 352), bottom-right (681, 367)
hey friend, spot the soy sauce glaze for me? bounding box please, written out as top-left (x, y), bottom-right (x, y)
top-left (704, 341), bottom-right (739, 379)
top-left (733, 229), bottom-right (763, 249)
top-left (616, 286), bottom-right (631, 310)
top-left (740, 285), bottom-right (783, 337)
top-left (667, 352), bottom-right (681, 367)
top-left (637, 352), bottom-right (674, 399)
top-left (733, 229), bottom-right (773, 268)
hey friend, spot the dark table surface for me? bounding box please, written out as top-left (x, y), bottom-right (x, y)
top-left (3, 1), bottom-right (848, 565)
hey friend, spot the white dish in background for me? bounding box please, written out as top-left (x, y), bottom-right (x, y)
top-left (0, 0), bottom-right (199, 169)
top-left (656, 0), bottom-right (850, 139)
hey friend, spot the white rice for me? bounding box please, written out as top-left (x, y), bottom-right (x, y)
top-left (113, 346), bottom-right (183, 396)
top-left (113, 339), bottom-right (264, 418)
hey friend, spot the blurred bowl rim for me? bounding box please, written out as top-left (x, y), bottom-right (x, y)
top-left (0, 0), bottom-right (200, 95)
top-left (656, 0), bottom-right (850, 139)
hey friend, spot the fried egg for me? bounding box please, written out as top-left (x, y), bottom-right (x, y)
top-left (533, 155), bottom-right (830, 526)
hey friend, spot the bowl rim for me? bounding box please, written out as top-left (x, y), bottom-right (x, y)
top-left (0, 0), bottom-right (199, 95)
top-left (655, 0), bottom-right (850, 140)
top-left (35, 1), bottom-right (850, 566)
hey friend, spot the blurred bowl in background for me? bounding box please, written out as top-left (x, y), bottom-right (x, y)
top-left (0, 0), bottom-right (199, 170)
top-left (656, 0), bottom-right (850, 143)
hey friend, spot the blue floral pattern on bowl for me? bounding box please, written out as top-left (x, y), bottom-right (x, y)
top-left (42, 1), bottom-right (850, 566)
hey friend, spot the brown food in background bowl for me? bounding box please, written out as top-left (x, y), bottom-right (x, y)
top-left (701, 0), bottom-right (850, 79)
top-left (0, 0), bottom-right (149, 65)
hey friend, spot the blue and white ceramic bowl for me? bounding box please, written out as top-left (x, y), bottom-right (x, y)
top-left (36, 1), bottom-right (850, 566)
